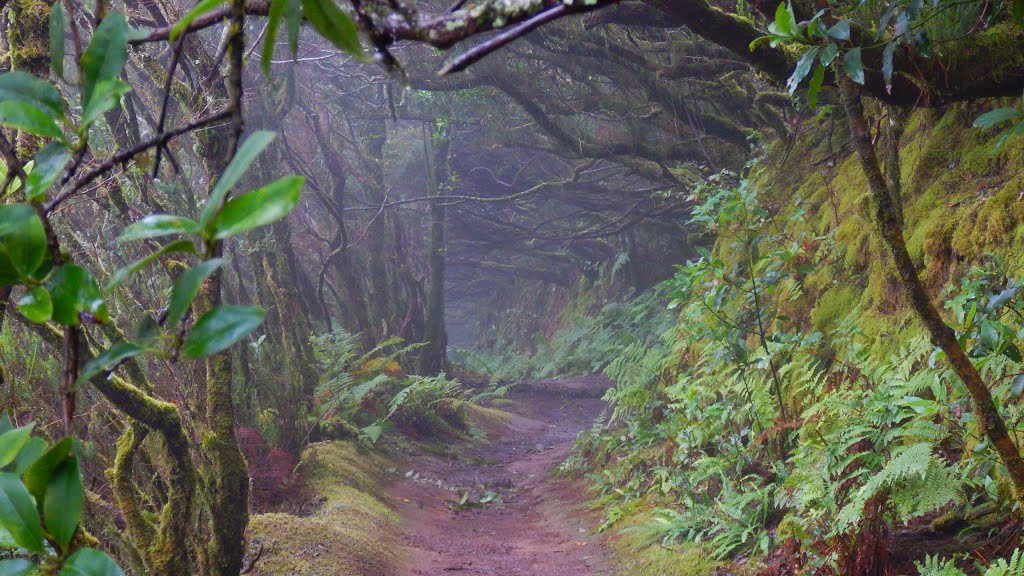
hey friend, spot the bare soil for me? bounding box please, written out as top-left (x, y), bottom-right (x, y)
top-left (392, 375), bottom-right (614, 576)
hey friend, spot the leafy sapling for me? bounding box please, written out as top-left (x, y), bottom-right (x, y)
top-left (0, 414), bottom-right (122, 576)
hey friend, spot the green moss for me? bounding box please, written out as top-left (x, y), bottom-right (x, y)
top-left (464, 403), bottom-right (515, 432)
top-left (810, 285), bottom-right (861, 333)
top-left (7, 0), bottom-right (50, 74)
top-left (298, 442), bottom-right (396, 511)
top-left (248, 441), bottom-right (400, 576)
top-left (835, 214), bottom-right (872, 269)
top-left (248, 512), bottom-right (397, 576)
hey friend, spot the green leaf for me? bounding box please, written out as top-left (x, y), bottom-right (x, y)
top-left (59, 548), bottom-right (124, 576)
top-left (987, 283), bottom-right (1020, 312)
top-left (80, 13), bottom-right (128, 109)
top-left (212, 175), bottom-right (303, 239)
top-left (820, 42), bottom-right (838, 66)
top-left (25, 142), bottom-right (70, 202)
top-left (992, 120), bottom-right (1024, 153)
top-left (78, 342), bottom-right (147, 384)
top-left (118, 214), bottom-right (200, 242)
top-left (881, 42), bottom-right (896, 94)
top-left (1011, 374), bottom-right (1024, 396)
top-left (105, 238), bottom-right (196, 291)
top-left (1003, 343), bottom-right (1022, 363)
top-left (126, 27), bottom-right (153, 42)
top-left (184, 305), bottom-right (265, 358)
top-left (11, 438), bottom-right (46, 475)
top-left (808, 64), bottom-right (826, 110)
top-left (787, 47), bottom-right (818, 94)
top-left (0, 559), bottom-right (37, 576)
top-left (80, 79), bottom-right (131, 129)
top-left (17, 287), bottom-right (52, 323)
top-left (0, 72), bottom-right (64, 118)
top-left (0, 204), bottom-right (47, 287)
top-left (877, 2), bottom-right (898, 37)
top-left (200, 131), bottom-right (276, 228)
top-left (826, 20), bottom-right (850, 41)
top-left (0, 101), bottom-right (63, 139)
top-left (0, 424), bottom-right (34, 469)
top-left (806, 9), bottom-right (824, 38)
top-left (48, 265), bottom-right (110, 326)
top-left (0, 524), bottom-right (13, 550)
top-left (843, 47), bottom-right (864, 85)
top-left (286, 0), bottom-right (301, 54)
top-left (965, 301), bottom-right (978, 327)
top-left (973, 107), bottom-right (1021, 129)
top-left (22, 438), bottom-right (72, 500)
top-left (263, 0), bottom-right (289, 73)
top-left (980, 320), bottom-right (999, 350)
top-left (167, 258), bottom-right (223, 329)
top-left (50, 2), bottom-right (66, 79)
top-left (784, 2), bottom-right (798, 35)
top-left (0, 415), bottom-right (10, 436)
top-left (300, 0), bottom-right (363, 57)
top-left (0, 473), bottom-right (43, 552)
top-left (772, 2), bottom-right (793, 35)
top-left (170, 0), bottom-right (226, 40)
top-left (1014, 0), bottom-right (1024, 24)
top-left (44, 457), bottom-right (82, 551)
top-left (748, 35), bottom-right (770, 51)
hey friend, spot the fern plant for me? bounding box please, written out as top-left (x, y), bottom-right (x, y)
top-left (309, 329), bottom-right (466, 442)
top-left (531, 176), bottom-right (1024, 574)
top-left (917, 549), bottom-right (1024, 576)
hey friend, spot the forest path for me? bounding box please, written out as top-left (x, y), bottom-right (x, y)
top-left (392, 375), bottom-right (614, 575)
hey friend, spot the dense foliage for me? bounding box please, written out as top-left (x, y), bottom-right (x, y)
top-left (1, 0), bottom-right (1023, 571)
top-left (490, 120), bottom-right (1024, 574)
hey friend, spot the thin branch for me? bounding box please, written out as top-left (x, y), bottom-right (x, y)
top-left (439, 4), bottom-right (568, 75)
top-left (47, 109), bottom-right (232, 214)
top-left (152, 35), bottom-right (188, 177)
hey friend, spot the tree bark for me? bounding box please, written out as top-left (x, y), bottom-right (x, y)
top-left (198, 4), bottom-right (250, 570)
top-left (419, 134), bottom-right (451, 374)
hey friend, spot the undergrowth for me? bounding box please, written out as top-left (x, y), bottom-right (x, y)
top-left (309, 329), bottom-right (476, 443)
top-left (451, 105), bottom-right (1024, 573)
top-left (584, 175), bottom-right (1024, 573)
top-left (452, 288), bottom-right (674, 386)
top-left (474, 160), bottom-right (1024, 574)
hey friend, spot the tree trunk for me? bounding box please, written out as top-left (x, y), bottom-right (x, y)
top-left (197, 16), bottom-right (250, 570)
top-left (419, 135), bottom-right (451, 374)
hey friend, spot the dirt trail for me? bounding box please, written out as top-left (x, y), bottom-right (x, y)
top-left (392, 375), bottom-right (614, 575)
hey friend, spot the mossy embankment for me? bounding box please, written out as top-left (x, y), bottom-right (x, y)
top-left (754, 99), bottom-right (1024, 350)
top-left (247, 441), bottom-right (400, 576)
top-left (243, 402), bottom-right (524, 575)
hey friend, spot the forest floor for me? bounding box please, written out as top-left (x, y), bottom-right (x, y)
top-left (391, 375), bottom-right (615, 575)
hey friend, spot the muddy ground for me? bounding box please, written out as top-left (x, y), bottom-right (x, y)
top-left (392, 375), bottom-right (614, 575)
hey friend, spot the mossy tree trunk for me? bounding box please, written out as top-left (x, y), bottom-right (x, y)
top-left (195, 5), bottom-right (250, 572)
top-left (256, 219), bottom-right (321, 454)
